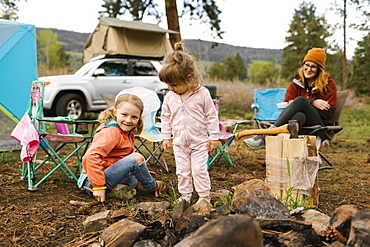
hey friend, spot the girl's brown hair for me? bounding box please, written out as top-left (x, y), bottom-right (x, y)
top-left (98, 94), bottom-right (144, 134)
top-left (298, 66), bottom-right (330, 96)
top-left (159, 41), bottom-right (202, 92)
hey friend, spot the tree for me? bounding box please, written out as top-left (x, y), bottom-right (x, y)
top-left (224, 53), bottom-right (247, 81)
top-left (0, 0), bottom-right (19, 20)
top-left (280, 2), bottom-right (331, 81)
top-left (37, 29), bottom-right (70, 69)
top-left (349, 32), bottom-right (370, 96)
top-left (208, 60), bottom-right (226, 80)
top-left (101, 0), bottom-right (223, 47)
top-left (249, 59), bottom-right (279, 86)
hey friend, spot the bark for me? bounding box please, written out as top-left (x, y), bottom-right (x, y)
top-left (165, 0), bottom-right (181, 48)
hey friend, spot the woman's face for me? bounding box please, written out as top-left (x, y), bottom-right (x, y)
top-left (115, 102), bottom-right (141, 132)
top-left (303, 61), bottom-right (319, 79)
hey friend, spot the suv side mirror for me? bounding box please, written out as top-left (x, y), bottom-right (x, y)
top-left (93, 68), bottom-right (105, 76)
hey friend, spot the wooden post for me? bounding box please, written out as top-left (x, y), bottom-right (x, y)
top-left (265, 134), bottom-right (319, 208)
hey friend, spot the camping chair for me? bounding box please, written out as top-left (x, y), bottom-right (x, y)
top-left (253, 89), bottom-right (349, 170)
top-left (207, 99), bottom-right (246, 169)
top-left (251, 88), bottom-right (287, 129)
top-left (298, 90), bottom-right (349, 170)
top-left (11, 80), bottom-right (99, 190)
top-left (135, 110), bottom-right (169, 172)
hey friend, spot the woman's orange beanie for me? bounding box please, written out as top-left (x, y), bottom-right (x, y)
top-left (303, 48), bottom-right (326, 69)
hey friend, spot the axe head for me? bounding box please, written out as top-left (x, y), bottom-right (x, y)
top-left (288, 120), bottom-right (298, 139)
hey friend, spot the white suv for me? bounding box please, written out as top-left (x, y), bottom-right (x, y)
top-left (40, 56), bottom-right (168, 119)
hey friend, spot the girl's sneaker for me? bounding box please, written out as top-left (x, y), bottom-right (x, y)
top-left (175, 195), bottom-right (191, 204)
top-left (195, 196), bottom-right (211, 205)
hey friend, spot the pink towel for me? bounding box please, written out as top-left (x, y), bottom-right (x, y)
top-left (10, 113), bottom-right (40, 163)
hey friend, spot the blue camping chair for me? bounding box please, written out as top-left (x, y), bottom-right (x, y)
top-left (251, 88), bottom-right (286, 129)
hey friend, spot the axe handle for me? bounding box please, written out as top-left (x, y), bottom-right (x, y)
top-left (235, 124), bottom-right (290, 140)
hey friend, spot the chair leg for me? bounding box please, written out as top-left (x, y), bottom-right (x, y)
top-left (318, 152), bottom-right (335, 170)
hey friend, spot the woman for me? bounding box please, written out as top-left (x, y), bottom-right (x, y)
top-left (244, 48), bottom-right (337, 149)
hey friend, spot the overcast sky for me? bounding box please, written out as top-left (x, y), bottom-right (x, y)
top-left (16, 0), bottom-right (365, 58)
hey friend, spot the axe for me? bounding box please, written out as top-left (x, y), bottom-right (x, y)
top-left (235, 120), bottom-right (298, 140)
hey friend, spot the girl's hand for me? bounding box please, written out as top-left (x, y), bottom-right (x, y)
top-left (162, 139), bottom-right (171, 152)
top-left (93, 189), bottom-right (106, 202)
top-left (208, 140), bottom-right (219, 152)
top-left (313, 99), bottom-right (330, 111)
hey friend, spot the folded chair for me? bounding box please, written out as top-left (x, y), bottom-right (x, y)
top-left (207, 99), bottom-right (246, 169)
top-left (11, 80), bottom-right (99, 190)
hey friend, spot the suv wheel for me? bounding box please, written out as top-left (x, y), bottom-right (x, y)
top-left (55, 93), bottom-right (86, 119)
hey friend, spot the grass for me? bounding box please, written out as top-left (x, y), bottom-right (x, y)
top-left (1, 81), bottom-right (369, 199)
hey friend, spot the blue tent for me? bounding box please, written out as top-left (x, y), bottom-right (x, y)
top-left (0, 19), bottom-right (37, 123)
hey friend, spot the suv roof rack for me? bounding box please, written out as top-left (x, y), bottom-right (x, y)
top-left (90, 54), bottom-right (164, 62)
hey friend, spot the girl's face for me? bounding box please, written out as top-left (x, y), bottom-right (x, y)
top-left (166, 82), bottom-right (189, 95)
top-left (303, 61), bottom-right (319, 79)
top-left (115, 102), bottom-right (141, 132)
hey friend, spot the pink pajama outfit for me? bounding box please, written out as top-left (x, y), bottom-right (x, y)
top-left (161, 86), bottom-right (219, 198)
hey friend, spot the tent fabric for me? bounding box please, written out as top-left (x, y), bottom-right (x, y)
top-left (83, 17), bottom-right (176, 63)
top-left (0, 19), bottom-right (37, 122)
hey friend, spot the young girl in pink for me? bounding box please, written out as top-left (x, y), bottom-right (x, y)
top-left (159, 42), bottom-right (219, 204)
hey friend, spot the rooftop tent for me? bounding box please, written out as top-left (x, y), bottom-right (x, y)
top-left (83, 17), bottom-right (177, 63)
top-left (0, 19), bottom-right (37, 122)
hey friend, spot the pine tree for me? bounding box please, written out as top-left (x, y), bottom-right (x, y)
top-left (280, 2), bottom-right (331, 81)
top-left (350, 32), bottom-right (370, 96)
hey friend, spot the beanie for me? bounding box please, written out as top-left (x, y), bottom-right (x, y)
top-left (303, 48), bottom-right (326, 69)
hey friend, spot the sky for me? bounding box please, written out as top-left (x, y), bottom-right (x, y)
top-left (15, 0), bottom-right (365, 58)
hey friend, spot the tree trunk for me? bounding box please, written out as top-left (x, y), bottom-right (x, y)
top-left (165, 0), bottom-right (181, 48)
top-left (342, 0), bottom-right (348, 90)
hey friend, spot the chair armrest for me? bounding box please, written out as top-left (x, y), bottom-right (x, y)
top-left (251, 103), bottom-right (259, 110)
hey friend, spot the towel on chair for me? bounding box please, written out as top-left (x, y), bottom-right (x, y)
top-left (10, 113), bottom-right (40, 162)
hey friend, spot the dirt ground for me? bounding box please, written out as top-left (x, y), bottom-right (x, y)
top-left (0, 138), bottom-right (369, 247)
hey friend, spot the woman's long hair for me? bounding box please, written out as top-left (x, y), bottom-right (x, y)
top-left (298, 66), bottom-right (330, 96)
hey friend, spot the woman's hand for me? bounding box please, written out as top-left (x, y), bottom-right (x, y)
top-left (208, 140), bottom-right (219, 152)
top-left (162, 139), bottom-right (171, 152)
top-left (93, 189), bottom-right (106, 202)
top-left (313, 99), bottom-right (330, 111)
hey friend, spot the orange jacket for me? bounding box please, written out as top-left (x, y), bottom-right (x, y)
top-left (82, 124), bottom-right (135, 188)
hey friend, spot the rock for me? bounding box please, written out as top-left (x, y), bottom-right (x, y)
top-left (100, 219), bottom-right (146, 247)
top-left (234, 195), bottom-right (290, 218)
top-left (347, 209), bottom-right (370, 247)
top-left (83, 210), bottom-right (113, 232)
top-left (302, 209), bottom-right (330, 225)
top-left (232, 179), bottom-right (274, 198)
top-left (133, 201), bottom-right (172, 212)
top-left (133, 239), bottom-right (161, 247)
top-left (277, 228), bottom-right (321, 247)
top-left (330, 205), bottom-right (358, 239)
top-left (232, 179), bottom-right (290, 218)
top-left (174, 214), bottom-right (263, 247)
top-left (183, 199), bottom-right (212, 217)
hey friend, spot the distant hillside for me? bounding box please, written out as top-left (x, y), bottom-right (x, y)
top-left (36, 28), bottom-right (91, 53)
top-left (183, 40), bottom-right (282, 64)
top-left (36, 28), bottom-right (282, 64)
